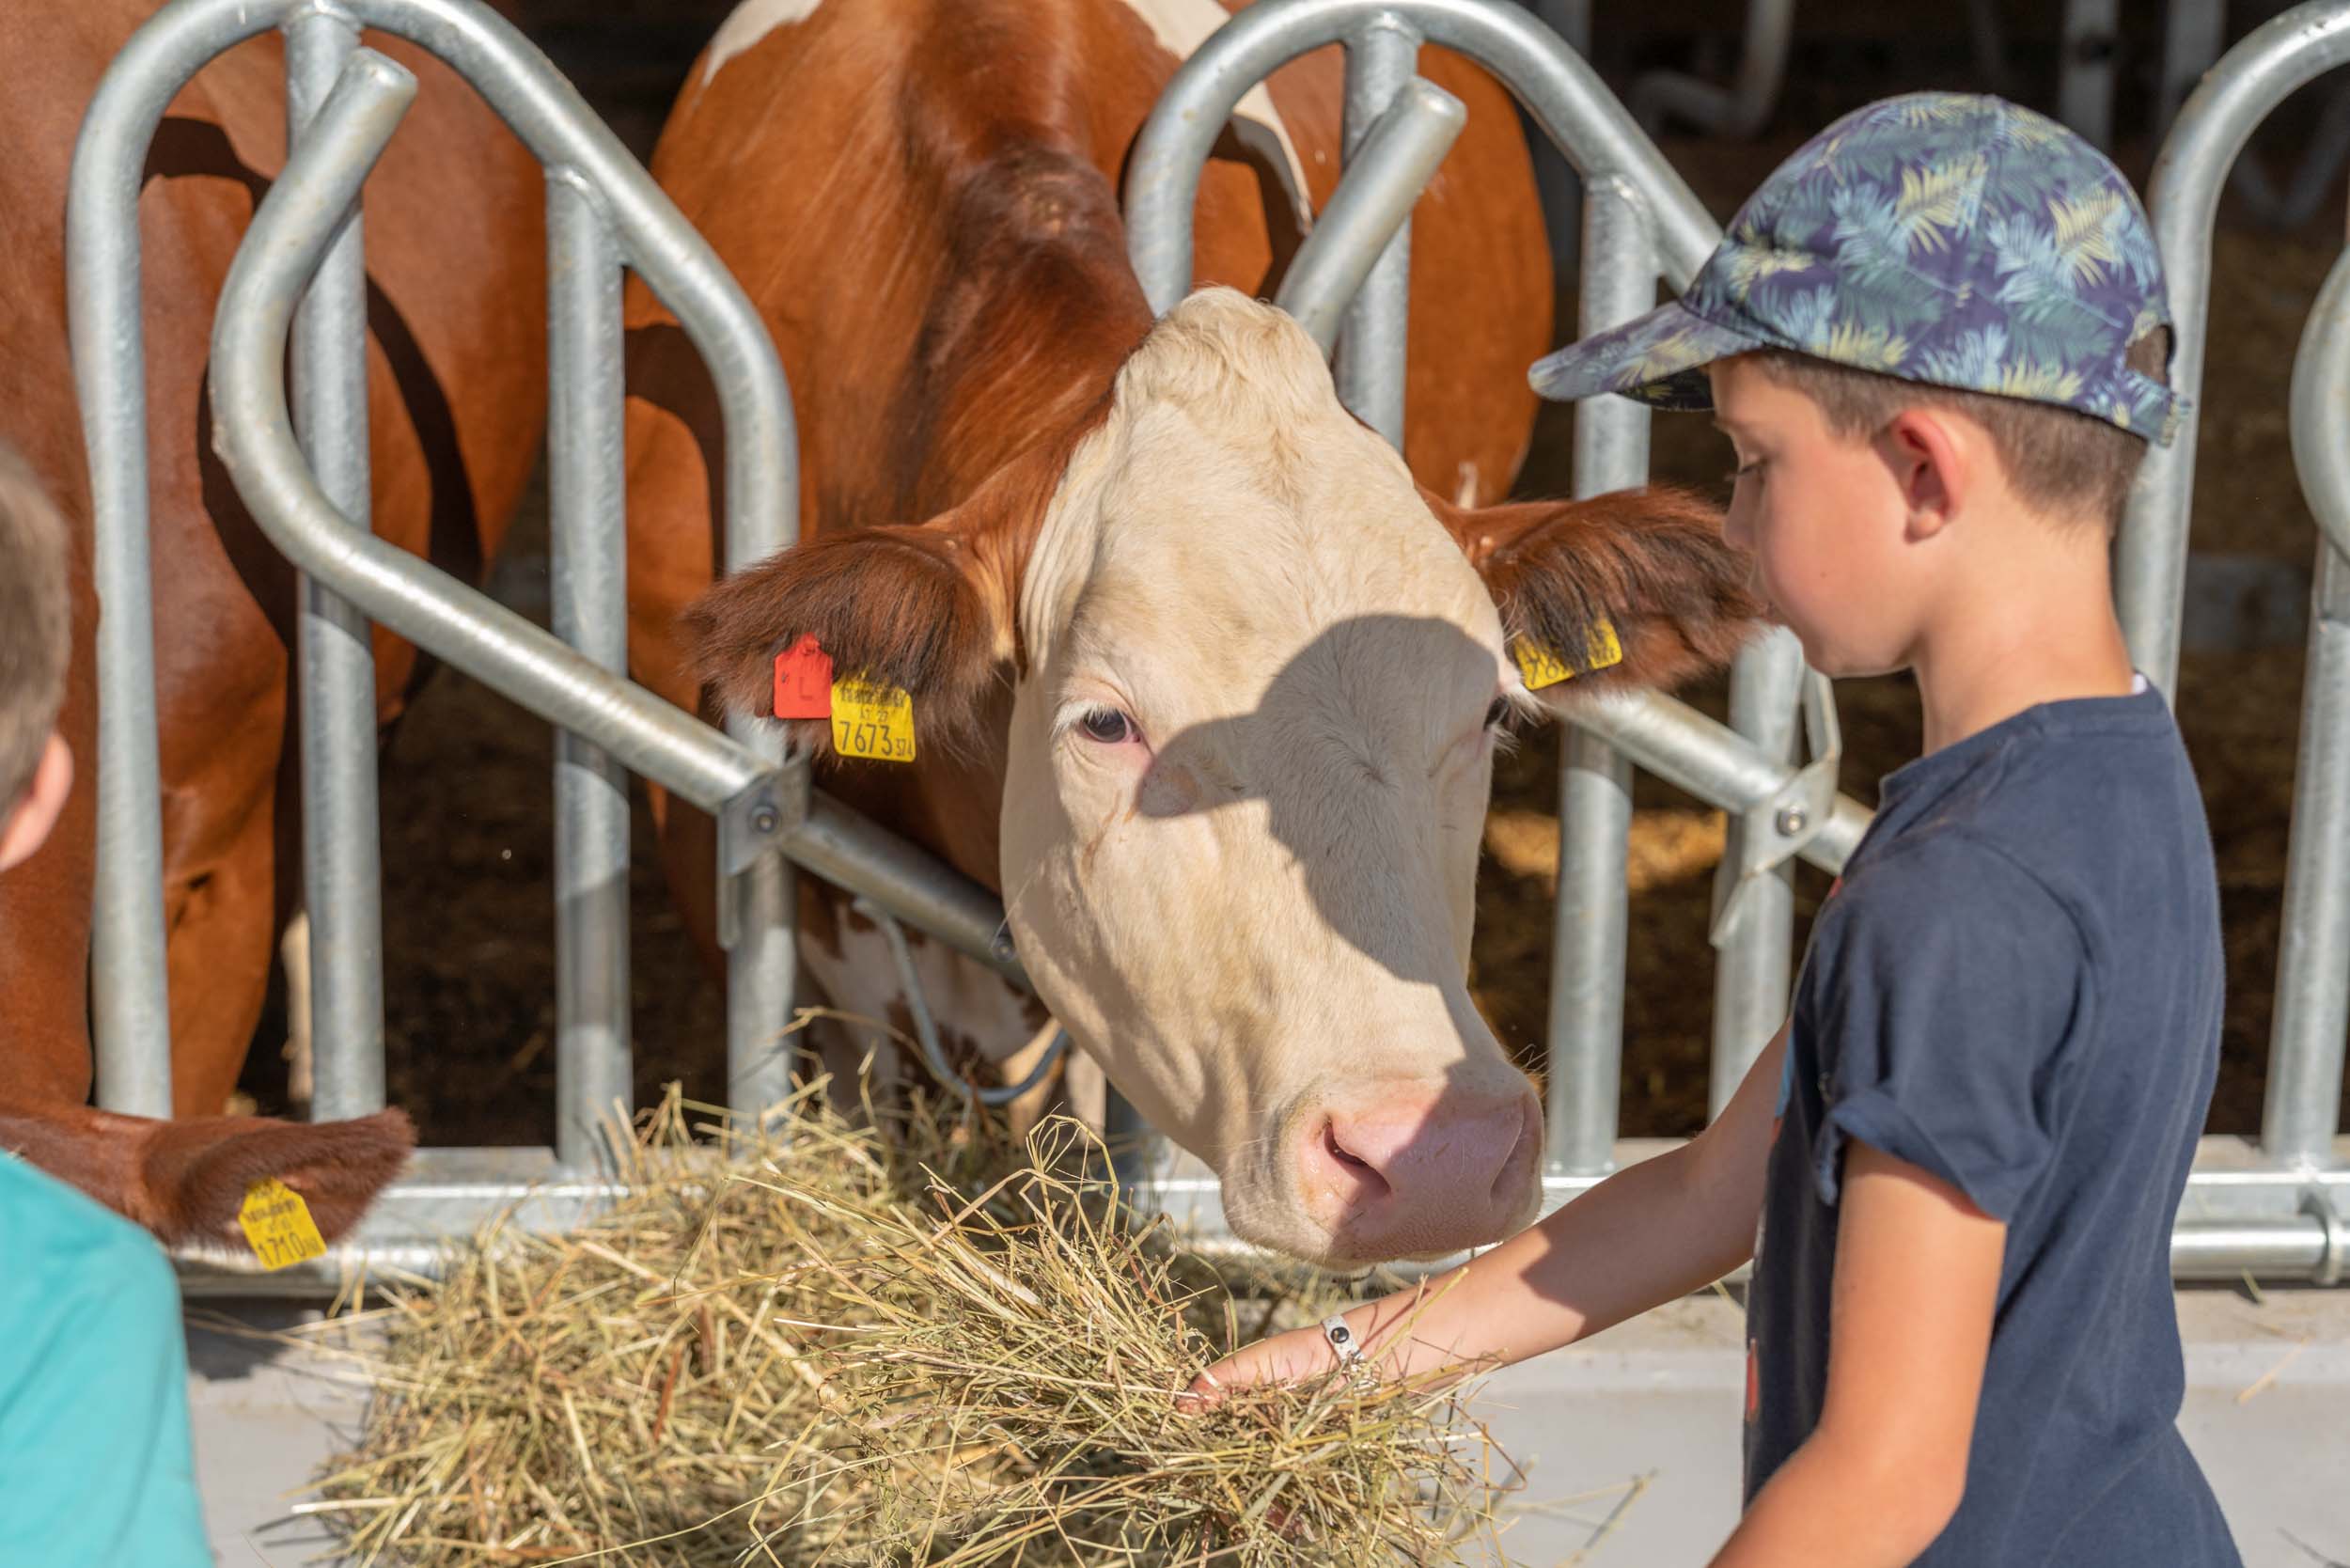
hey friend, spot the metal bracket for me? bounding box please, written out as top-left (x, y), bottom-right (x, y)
top-left (852, 897), bottom-right (1068, 1108)
top-left (715, 757), bottom-right (807, 949)
top-left (1708, 667), bottom-right (1842, 948)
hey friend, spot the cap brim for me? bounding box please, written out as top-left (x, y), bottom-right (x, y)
top-left (1528, 300), bottom-right (1770, 408)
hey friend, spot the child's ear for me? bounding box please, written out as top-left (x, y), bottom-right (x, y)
top-left (1880, 408), bottom-right (1968, 541)
top-left (1424, 485), bottom-right (1764, 698)
top-left (0, 733), bottom-right (72, 875)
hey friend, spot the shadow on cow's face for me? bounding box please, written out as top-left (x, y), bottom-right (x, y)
top-left (1004, 610), bottom-right (1544, 1268)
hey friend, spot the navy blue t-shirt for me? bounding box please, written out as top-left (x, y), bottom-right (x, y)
top-left (1744, 682), bottom-right (2240, 1565)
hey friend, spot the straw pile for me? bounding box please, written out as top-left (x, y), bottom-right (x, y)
top-left (302, 1083), bottom-right (1515, 1566)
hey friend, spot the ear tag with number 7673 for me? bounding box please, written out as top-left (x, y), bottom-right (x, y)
top-left (1511, 618), bottom-right (1623, 692)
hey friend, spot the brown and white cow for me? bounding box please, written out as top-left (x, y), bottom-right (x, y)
top-left (0, 8), bottom-right (546, 1247)
top-left (629, 0), bottom-right (1757, 1265)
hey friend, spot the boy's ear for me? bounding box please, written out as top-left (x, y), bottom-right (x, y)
top-left (0, 734), bottom-right (73, 875)
top-left (1425, 485), bottom-right (1764, 697)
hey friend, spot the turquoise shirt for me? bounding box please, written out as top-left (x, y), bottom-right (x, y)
top-left (0, 1154), bottom-right (212, 1567)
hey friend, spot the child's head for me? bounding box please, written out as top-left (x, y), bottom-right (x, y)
top-left (1528, 93), bottom-right (2179, 677)
top-left (1, 445), bottom-right (73, 874)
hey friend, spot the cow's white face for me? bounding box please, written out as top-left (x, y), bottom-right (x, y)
top-left (682, 288), bottom-right (1751, 1268)
top-left (999, 291), bottom-right (1543, 1265)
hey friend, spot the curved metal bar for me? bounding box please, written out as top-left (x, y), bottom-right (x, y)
top-left (1275, 76), bottom-right (1465, 353)
top-left (854, 899), bottom-right (1067, 1108)
top-left (1124, 0), bottom-right (1718, 315)
top-left (2120, 0), bottom-right (2350, 692)
top-left (71, 0), bottom-right (805, 1112)
top-left (208, 55), bottom-right (768, 815)
top-left (1629, 0), bottom-right (1795, 141)
top-left (287, 9), bottom-right (387, 1123)
top-left (2262, 238), bottom-right (2350, 1171)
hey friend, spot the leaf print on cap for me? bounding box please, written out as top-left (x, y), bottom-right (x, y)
top-left (1895, 154), bottom-right (1989, 255)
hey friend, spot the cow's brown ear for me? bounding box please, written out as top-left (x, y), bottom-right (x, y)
top-left (1427, 485), bottom-right (1763, 698)
top-left (678, 515), bottom-right (1015, 755)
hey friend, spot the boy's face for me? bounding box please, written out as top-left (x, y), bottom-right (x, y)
top-left (0, 732), bottom-right (72, 876)
top-left (1708, 356), bottom-right (1923, 678)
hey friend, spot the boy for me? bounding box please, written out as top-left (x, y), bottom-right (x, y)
top-left (1196, 94), bottom-right (2241, 1567)
top-left (0, 445), bottom-right (213, 1565)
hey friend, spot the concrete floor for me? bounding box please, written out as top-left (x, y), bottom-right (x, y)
top-left (190, 1287), bottom-right (2350, 1567)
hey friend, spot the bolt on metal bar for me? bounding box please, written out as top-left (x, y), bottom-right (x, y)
top-left (2264, 229), bottom-right (2350, 1172)
top-left (547, 169), bottom-right (634, 1170)
top-left (1275, 76), bottom-right (1465, 354)
top-left (1546, 176), bottom-right (1653, 1178)
top-left (2121, 0), bottom-right (2350, 694)
top-left (1334, 18), bottom-right (1422, 446)
top-left (287, 8), bottom-right (389, 1123)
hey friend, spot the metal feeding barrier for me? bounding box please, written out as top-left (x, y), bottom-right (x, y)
top-left (68, 0), bottom-right (2347, 1290)
top-left (70, 0), bottom-right (1020, 1288)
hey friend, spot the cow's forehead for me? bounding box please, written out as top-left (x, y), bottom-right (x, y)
top-left (1026, 290), bottom-right (1506, 693)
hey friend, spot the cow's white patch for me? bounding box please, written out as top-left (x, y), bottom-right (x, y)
top-left (1454, 461), bottom-right (1480, 509)
top-left (1118, 0), bottom-right (1314, 229)
top-left (700, 0), bottom-right (826, 87)
top-left (800, 911), bottom-right (1042, 1073)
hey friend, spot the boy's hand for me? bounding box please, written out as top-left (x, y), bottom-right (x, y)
top-left (1181, 1321), bottom-right (1346, 1407)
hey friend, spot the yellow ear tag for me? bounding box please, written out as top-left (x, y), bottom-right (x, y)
top-left (237, 1178), bottom-right (327, 1270)
top-left (830, 677), bottom-right (917, 763)
top-left (1511, 619), bottom-right (1624, 692)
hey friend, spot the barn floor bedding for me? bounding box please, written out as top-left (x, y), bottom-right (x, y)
top-left (289, 1086), bottom-right (1514, 1567)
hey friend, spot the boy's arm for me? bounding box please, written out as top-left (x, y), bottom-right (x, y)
top-left (1708, 1140), bottom-right (2003, 1568)
top-left (1191, 1024), bottom-right (1790, 1396)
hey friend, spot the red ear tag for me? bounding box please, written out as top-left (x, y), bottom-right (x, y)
top-left (773, 634), bottom-right (834, 719)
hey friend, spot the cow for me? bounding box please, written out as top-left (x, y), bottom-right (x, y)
top-left (0, 8), bottom-right (547, 1248)
top-left (626, 0), bottom-right (1757, 1266)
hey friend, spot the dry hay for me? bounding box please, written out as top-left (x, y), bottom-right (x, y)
top-left (298, 1086), bottom-right (1517, 1566)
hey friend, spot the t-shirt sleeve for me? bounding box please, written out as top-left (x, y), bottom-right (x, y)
top-left (0, 1168), bottom-right (213, 1568)
top-left (1801, 837), bottom-right (2089, 1223)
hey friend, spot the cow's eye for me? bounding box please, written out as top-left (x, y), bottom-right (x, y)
top-left (1484, 697), bottom-right (1511, 730)
top-left (1078, 707), bottom-right (1136, 745)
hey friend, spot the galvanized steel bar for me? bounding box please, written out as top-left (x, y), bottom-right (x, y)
top-left (1628, 0), bottom-right (1795, 140)
top-left (2264, 237), bottom-right (2350, 1171)
top-left (2122, 0), bottom-right (2350, 692)
top-left (77, 0), bottom-right (812, 1125)
top-left (207, 52), bottom-right (770, 815)
top-left (1708, 626), bottom-right (1805, 1118)
top-left (546, 171), bottom-right (634, 1169)
top-left (1275, 76), bottom-right (1465, 355)
top-left (2057, 0), bottom-right (2123, 149)
top-left (287, 9), bottom-right (389, 1123)
top-left (1545, 178), bottom-right (1653, 1178)
top-left (1575, 689), bottom-right (1868, 873)
top-left (1125, 0), bottom-right (1718, 316)
top-left (1334, 18), bottom-right (1421, 446)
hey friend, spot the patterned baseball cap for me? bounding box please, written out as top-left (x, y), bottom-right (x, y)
top-left (1529, 92), bottom-right (2185, 444)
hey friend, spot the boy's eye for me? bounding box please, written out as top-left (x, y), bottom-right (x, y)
top-left (1728, 460), bottom-right (1765, 483)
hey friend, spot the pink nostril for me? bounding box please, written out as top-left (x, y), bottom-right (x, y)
top-left (1319, 1121), bottom-right (1390, 1197)
top-left (1303, 1090), bottom-right (1543, 1255)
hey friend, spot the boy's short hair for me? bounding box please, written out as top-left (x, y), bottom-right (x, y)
top-left (1747, 329), bottom-right (2172, 528)
top-left (0, 446), bottom-right (70, 812)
